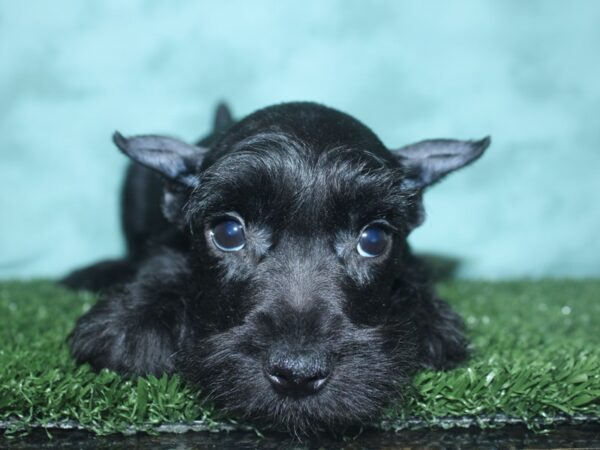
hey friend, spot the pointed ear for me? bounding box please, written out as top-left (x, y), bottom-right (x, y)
top-left (113, 132), bottom-right (207, 188)
top-left (393, 137), bottom-right (490, 189)
top-left (213, 101), bottom-right (234, 133)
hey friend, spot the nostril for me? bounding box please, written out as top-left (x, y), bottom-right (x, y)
top-left (304, 373), bottom-right (329, 392)
top-left (265, 366), bottom-right (293, 388)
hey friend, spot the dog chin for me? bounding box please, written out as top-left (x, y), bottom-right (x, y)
top-left (180, 327), bottom-right (415, 433)
top-left (226, 385), bottom-right (388, 435)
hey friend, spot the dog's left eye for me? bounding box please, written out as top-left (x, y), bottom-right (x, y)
top-left (210, 218), bottom-right (246, 252)
top-left (357, 225), bottom-right (390, 257)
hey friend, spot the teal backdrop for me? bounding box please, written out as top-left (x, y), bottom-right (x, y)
top-left (1, 0), bottom-right (599, 279)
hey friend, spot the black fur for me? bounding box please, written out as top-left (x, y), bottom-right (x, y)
top-left (64, 102), bottom-right (489, 433)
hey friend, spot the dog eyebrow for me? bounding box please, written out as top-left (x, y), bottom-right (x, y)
top-left (186, 132), bottom-right (413, 226)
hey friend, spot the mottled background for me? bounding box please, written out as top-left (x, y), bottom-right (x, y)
top-left (1, 0), bottom-right (599, 279)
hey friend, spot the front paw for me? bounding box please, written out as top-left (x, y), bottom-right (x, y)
top-left (68, 294), bottom-right (176, 376)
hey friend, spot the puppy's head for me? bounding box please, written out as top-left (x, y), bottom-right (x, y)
top-left (114, 102), bottom-right (489, 432)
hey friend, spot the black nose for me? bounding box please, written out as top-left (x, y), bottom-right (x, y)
top-left (265, 351), bottom-right (331, 396)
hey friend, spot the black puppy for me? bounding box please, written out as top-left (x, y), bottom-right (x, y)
top-left (65, 102), bottom-right (489, 432)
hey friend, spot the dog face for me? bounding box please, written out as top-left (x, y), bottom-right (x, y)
top-left (181, 132), bottom-right (420, 431)
top-left (112, 102), bottom-right (488, 431)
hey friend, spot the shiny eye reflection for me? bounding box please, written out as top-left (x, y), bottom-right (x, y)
top-left (211, 219), bottom-right (246, 252)
top-left (357, 225), bottom-right (390, 257)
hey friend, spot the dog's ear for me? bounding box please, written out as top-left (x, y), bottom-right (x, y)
top-left (213, 102), bottom-right (234, 133)
top-left (113, 132), bottom-right (208, 224)
top-left (113, 132), bottom-right (207, 188)
top-left (392, 137), bottom-right (490, 189)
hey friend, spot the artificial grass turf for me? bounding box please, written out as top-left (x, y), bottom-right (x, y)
top-left (0, 280), bottom-right (599, 435)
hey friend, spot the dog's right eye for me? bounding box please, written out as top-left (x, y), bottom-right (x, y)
top-left (210, 219), bottom-right (246, 252)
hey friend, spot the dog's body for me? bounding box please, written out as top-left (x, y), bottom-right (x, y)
top-left (64, 102), bottom-right (489, 432)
